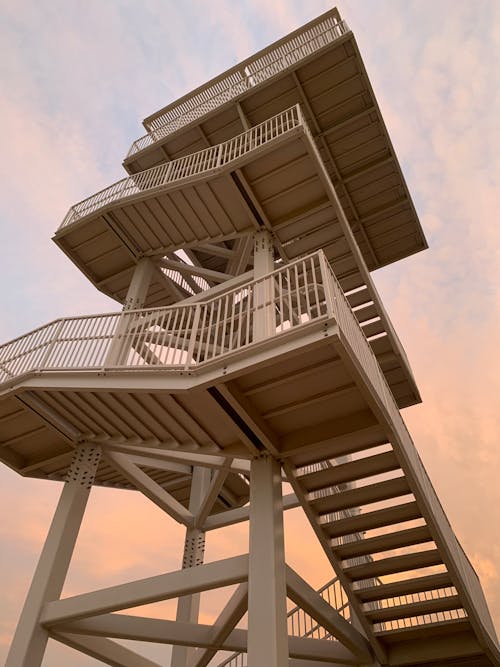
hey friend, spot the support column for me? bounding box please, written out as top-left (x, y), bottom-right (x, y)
top-left (123, 257), bottom-right (156, 311)
top-left (106, 257), bottom-right (156, 366)
top-left (171, 466), bottom-right (211, 667)
top-left (247, 455), bottom-right (289, 666)
top-left (252, 230), bottom-right (275, 341)
top-left (6, 444), bottom-right (102, 667)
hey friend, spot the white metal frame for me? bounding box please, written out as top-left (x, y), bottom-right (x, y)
top-left (5, 440), bottom-right (375, 667)
top-left (3, 4), bottom-right (499, 661)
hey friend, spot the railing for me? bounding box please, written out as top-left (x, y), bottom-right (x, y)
top-left (127, 14), bottom-right (349, 157)
top-left (369, 585), bottom-right (466, 633)
top-left (0, 251), bottom-right (330, 387)
top-left (320, 258), bottom-right (498, 644)
top-left (217, 576), bottom-right (349, 667)
top-left (60, 105), bottom-right (304, 229)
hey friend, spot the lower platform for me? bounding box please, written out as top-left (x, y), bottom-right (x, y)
top-left (0, 254), bottom-right (498, 664)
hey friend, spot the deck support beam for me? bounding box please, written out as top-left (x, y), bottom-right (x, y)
top-left (5, 444), bottom-right (101, 667)
top-left (247, 455), bottom-right (289, 666)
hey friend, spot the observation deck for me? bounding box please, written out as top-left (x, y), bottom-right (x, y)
top-left (0, 251), bottom-right (497, 664)
top-left (123, 8), bottom-right (426, 271)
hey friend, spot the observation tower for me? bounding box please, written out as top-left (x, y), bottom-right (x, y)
top-left (1, 8), bottom-right (499, 667)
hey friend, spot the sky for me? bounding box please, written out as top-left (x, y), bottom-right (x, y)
top-left (0, 0), bottom-right (499, 664)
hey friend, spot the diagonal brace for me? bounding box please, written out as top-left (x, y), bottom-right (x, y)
top-left (103, 449), bottom-right (193, 525)
top-left (286, 565), bottom-right (373, 662)
top-left (52, 631), bottom-right (163, 667)
top-left (188, 583), bottom-right (248, 667)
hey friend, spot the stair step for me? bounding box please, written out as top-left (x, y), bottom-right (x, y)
top-left (355, 302), bottom-right (378, 324)
top-left (333, 525), bottom-right (432, 559)
top-left (356, 572), bottom-right (454, 603)
top-left (312, 476), bottom-right (411, 514)
top-left (346, 286), bottom-right (369, 309)
top-left (362, 319), bottom-right (385, 338)
top-left (366, 594), bottom-right (463, 623)
top-left (301, 450), bottom-right (400, 491)
top-left (373, 616), bottom-right (470, 639)
top-left (338, 270), bottom-right (364, 294)
top-left (344, 549), bottom-right (443, 581)
top-left (323, 501), bottom-right (421, 538)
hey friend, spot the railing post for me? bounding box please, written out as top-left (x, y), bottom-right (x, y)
top-left (37, 319), bottom-right (66, 371)
top-left (216, 142), bottom-right (224, 168)
top-left (295, 102), bottom-right (302, 126)
top-left (185, 305), bottom-right (201, 370)
top-left (318, 251), bottom-right (336, 319)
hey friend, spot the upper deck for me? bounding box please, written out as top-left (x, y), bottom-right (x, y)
top-left (123, 8), bottom-right (427, 272)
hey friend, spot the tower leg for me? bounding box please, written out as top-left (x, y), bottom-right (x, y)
top-left (5, 444), bottom-right (101, 667)
top-left (252, 230), bottom-right (275, 341)
top-left (123, 257), bottom-right (156, 311)
top-left (171, 466), bottom-right (211, 667)
top-left (247, 455), bottom-right (289, 666)
top-left (106, 257), bottom-right (156, 366)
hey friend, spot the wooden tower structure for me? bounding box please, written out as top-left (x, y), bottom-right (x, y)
top-left (1, 8), bottom-right (499, 667)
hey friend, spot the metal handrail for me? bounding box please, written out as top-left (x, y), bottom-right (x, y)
top-left (126, 15), bottom-right (349, 157)
top-left (217, 575), bottom-right (349, 667)
top-left (59, 105), bottom-right (304, 230)
top-left (0, 251), bottom-right (329, 387)
top-left (320, 256), bottom-right (495, 642)
top-left (370, 585), bottom-right (466, 633)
